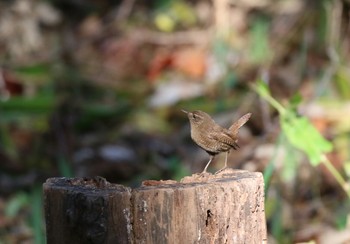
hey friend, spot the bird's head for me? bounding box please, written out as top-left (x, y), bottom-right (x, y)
top-left (182, 110), bottom-right (210, 126)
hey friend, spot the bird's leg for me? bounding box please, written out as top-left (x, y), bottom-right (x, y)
top-left (215, 151), bottom-right (230, 174)
top-left (224, 150), bottom-right (229, 168)
top-left (202, 155), bottom-right (214, 173)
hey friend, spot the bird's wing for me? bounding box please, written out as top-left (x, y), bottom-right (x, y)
top-left (208, 128), bottom-right (239, 150)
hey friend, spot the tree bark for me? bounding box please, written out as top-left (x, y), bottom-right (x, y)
top-left (43, 169), bottom-right (267, 244)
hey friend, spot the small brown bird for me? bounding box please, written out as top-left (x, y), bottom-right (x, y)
top-left (183, 110), bottom-right (251, 173)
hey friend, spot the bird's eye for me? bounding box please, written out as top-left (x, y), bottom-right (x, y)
top-left (192, 114), bottom-right (197, 119)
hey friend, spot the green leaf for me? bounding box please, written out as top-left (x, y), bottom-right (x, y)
top-left (281, 114), bottom-right (333, 166)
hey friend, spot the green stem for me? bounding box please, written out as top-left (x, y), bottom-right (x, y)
top-left (262, 94), bottom-right (286, 115)
top-left (252, 84), bottom-right (286, 115)
top-left (321, 155), bottom-right (350, 198)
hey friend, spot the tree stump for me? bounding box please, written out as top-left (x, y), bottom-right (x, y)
top-left (43, 169), bottom-right (267, 244)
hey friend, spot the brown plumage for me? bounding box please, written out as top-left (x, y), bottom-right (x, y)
top-left (183, 110), bottom-right (251, 173)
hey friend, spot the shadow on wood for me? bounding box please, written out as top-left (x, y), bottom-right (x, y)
top-left (43, 169), bottom-right (267, 243)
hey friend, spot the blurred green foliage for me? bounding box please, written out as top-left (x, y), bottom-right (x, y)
top-left (254, 80), bottom-right (333, 166)
top-left (154, 1), bottom-right (197, 32)
top-left (249, 17), bottom-right (271, 64)
top-left (254, 79), bottom-right (350, 241)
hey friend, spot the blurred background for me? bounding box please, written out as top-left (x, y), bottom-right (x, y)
top-left (0, 0), bottom-right (350, 243)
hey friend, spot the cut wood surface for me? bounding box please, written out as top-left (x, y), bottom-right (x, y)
top-left (44, 169), bottom-right (267, 244)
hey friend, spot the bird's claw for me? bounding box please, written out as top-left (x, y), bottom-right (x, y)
top-left (215, 167), bottom-right (228, 175)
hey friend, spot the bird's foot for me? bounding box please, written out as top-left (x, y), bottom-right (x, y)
top-left (214, 167), bottom-right (228, 175)
top-left (200, 170), bottom-right (211, 176)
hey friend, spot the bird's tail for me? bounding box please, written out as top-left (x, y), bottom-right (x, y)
top-left (229, 113), bottom-right (252, 137)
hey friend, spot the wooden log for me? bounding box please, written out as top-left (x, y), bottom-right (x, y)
top-left (43, 177), bottom-right (131, 244)
top-left (43, 169), bottom-right (267, 244)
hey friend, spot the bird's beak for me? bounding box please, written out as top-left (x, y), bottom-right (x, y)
top-left (181, 109), bottom-right (188, 114)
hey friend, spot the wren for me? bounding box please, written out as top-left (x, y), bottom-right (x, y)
top-left (183, 110), bottom-right (251, 173)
